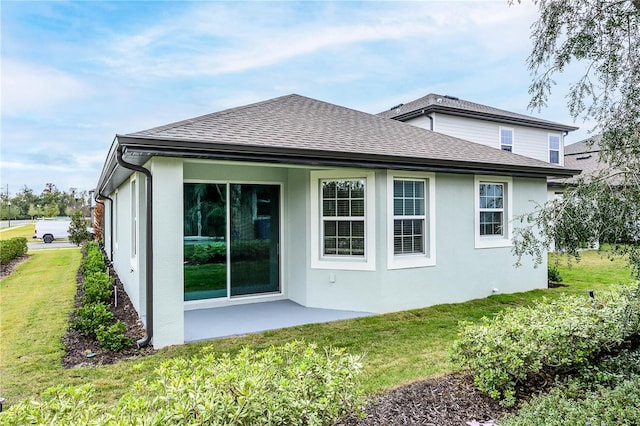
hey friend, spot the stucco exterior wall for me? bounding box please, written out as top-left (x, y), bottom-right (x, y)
top-left (106, 159), bottom-right (548, 348)
top-left (303, 170), bottom-right (547, 313)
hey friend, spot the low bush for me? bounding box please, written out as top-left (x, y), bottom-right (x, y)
top-left (0, 341), bottom-right (365, 425)
top-left (449, 283), bottom-right (640, 406)
top-left (0, 237), bottom-right (28, 265)
top-left (82, 272), bottom-right (113, 305)
top-left (82, 241), bottom-right (106, 275)
top-left (72, 303), bottom-right (114, 337)
top-left (499, 376), bottom-right (640, 426)
top-left (96, 321), bottom-right (133, 351)
top-left (547, 264), bottom-right (563, 285)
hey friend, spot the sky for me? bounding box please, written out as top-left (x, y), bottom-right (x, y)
top-left (1, 0), bottom-right (594, 196)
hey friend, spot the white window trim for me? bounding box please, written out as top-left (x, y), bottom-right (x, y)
top-left (387, 171), bottom-right (436, 269)
top-left (310, 170), bottom-right (376, 271)
top-left (474, 175), bottom-right (513, 249)
top-left (548, 133), bottom-right (561, 165)
top-left (499, 127), bottom-right (514, 152)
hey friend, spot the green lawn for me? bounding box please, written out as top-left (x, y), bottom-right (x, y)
top-left (0, 223), bottom-right (35, 240)
top-left (0, 248), bottom-right (634, 408)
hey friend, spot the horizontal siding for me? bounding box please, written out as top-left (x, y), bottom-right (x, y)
top-left (405, 113), bottom-right (564, 165)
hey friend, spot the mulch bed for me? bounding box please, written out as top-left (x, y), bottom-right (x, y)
top-left (62, 261), bottom-right (155, 368)
top-left (0, 254), bottom-right (30, 279)
top-left (340, 374), bottom-right (515, 426)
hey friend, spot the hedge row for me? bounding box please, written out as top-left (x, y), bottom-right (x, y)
top-left (0, 237), bottom-right (28, 265)
top-left (0, 341), bottom-right (365, 425)
top-left (72, 241), bottom-right (132, 351)
top-left (500, 375), bottom-right (640, 426)
top-left (449, 283), bottom-right (640, 407)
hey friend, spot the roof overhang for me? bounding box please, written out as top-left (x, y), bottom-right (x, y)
top-left (391, 106), bottom-right (579, 133)
top-left (96, 134), bottom-right (581, 196)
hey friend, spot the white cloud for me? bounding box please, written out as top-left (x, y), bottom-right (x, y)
top-left (98, 1), bottom-right (539, 79)
top-left (1, 60), bottom-right (92, 115)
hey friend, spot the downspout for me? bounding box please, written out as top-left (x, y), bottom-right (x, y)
top-left (425, 111), bottom-right (434, 131)
top-left (96, 193), bottom-right (114, 261)
top-left (116, 145), bottom-right (153, 348)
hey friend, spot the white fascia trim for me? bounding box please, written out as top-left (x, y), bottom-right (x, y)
top-left (310, 169), bottom-right (376, 271)
top-left (474, 175), bottom-right (513, 249)
top-left (387, 171), bottom-right (436, 269)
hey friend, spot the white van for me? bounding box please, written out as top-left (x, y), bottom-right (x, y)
top-left (33, 219), bottom-right (71, 243)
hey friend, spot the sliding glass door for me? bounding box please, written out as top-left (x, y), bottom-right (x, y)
top-left (183, 183), bottom-right (280, 301)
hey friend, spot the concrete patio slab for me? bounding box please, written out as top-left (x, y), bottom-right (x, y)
top-left (184, 300), bottom-right (373, 342)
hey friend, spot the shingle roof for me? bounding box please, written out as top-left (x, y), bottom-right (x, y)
top-left (377, 93), bottom-right (579, 132)
top-left (99, 94), bottom-right (579, 195)
top-left (549, 136), bottom-right (608, 186)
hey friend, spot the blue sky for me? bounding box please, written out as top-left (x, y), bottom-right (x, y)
top-left (1, 1), bottom-right (592, 195)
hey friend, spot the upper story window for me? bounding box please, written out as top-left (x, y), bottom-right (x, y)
top-left (387, 172), bottom-right (436, 269)
top-left (500, 128), bottom-right (513, 152)
top-left (311, 170), bottom-right (376, 270)
top-left (475, 175), bottom-right (513, 249)
top-left (549, 134), bottom-right (561, 164)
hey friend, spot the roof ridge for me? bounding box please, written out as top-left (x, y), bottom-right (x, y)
top-left (126, 94), bottom-right (300, 136)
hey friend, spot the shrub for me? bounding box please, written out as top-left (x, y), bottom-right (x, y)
top-left (96, 321), bottom-right (133, 351)
top-left (449, 283), bottom-right (640, 406)
top-left (547, 264), bottom-right (563, 285)
top-left (72, 303), bottom-right (114, 337)
top-left (0, 342), bottom-right (365, 425)
top-left (82, 272), bottom-right (113, 305)
top-left (0, 385), bottom-right (102, 426)
top-left (499, 376), bottom-right (640, 426)
top-left (0, 237), bottom-right (28, 265)
top-left (69, 211), bottom-right (91, 246)
top-left (81, 241), bottom-right (106, 274)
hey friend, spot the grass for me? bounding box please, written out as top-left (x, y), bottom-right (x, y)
top-left (0, 248), bottom-right (635, 409)
top-left (0, 223), bottom-right (35, 240)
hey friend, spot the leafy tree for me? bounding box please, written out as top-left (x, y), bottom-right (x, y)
top-left (511, 0), bottom-right (640, 276)
top-left (69, 211), bottom-right (91, 246)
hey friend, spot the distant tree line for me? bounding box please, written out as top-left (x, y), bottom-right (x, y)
top-left (1, 183), bottom-right (93, 220)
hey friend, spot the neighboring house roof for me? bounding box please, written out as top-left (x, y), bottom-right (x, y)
top-left (549, 136), bottom-right (608, 187)
top-left (97, 94), bottom-right (579, 195)
top-left (377, 93), bottom-right (579, 132)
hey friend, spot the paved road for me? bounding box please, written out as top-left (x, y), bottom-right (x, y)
top-left (28, 240), bottom-right (78, 250)
top-left (0, 220), bottom-right (33, 229)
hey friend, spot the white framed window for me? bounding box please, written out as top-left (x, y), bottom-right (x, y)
top-left (387, 172), bottom-right (436, 269)
top-left (500, 127), bottom-right (514, 152)
top-left (474, 175), bottom-right (513, 249)
top-left (549, 134), bottom-right (561, 164)
top-left (310, 170), bottom-right (376, 270)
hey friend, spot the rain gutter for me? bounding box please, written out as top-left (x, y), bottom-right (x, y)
top-left (116, 144), bottom-right (153, 348)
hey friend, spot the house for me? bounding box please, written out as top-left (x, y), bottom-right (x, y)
top-left (547, 136), bottom-right (606, 199)
top-left (95, 94), bottom-right (579, 349)
top-left (378, 93), bottom-right (578, 165)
